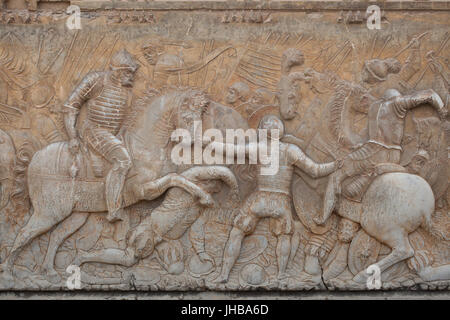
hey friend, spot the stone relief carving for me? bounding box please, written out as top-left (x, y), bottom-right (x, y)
top-left (0, 5), bottom-right (448, 292)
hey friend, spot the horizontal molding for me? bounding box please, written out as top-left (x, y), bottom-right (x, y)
top-left (70, 1), bottom-right (450, 12)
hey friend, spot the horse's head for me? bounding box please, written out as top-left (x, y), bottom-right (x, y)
top-left (173, 89), bottom-right (209, 140)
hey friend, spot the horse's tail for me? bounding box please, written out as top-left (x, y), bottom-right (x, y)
top-left (421, 209), bottom-right (449, 242)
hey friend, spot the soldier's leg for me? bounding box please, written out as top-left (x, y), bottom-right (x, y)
top-left (270, 204), bottom-right (294, 280)
top-left (105, 146), bottom-right (132, 222)
top-left (215, 197), bottom-right (258, 283)
top-left (73, 222), bottom-right (154, 268)
top-left (74, 247), bottom-right (138, 267)
top-left (276, 234), bottom-right (291, 280)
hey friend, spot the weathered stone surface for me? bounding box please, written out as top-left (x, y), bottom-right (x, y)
top-left (0, 0), bottom-right (448, 293)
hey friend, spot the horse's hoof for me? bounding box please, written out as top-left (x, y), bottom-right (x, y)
top-left (47, 270), bottom-right (62, 284)
top-left (353, 270), bottom-right (369, 284)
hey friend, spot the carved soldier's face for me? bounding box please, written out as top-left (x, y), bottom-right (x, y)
top-left (142, 44), bottom-right (164, 65)
top-left (250, 91), bottom-right (265, 106)
top-left (259, 115), bottom-right (284, 139)
top-left (117, 68), bottom-right (137, 87)
top-left (408, 155), bottom-right (427, 174)
top-left (226, 87), bottom-right (239, 105)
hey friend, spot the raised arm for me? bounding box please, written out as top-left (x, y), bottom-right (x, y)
top-left (393, 89), bottom-right (446, 120)
top-left (205, 139), bottom-right (258, 159)
top-left (287, 144), bottom-right (337, 179)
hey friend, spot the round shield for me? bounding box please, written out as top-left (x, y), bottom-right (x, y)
top-left (348, 229), bottom-right (381, 275)
top-left (187, 253), bottom-right (215, 278)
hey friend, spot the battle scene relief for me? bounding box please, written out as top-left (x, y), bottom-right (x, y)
top-left (0, 3), bottom-right (449, 291)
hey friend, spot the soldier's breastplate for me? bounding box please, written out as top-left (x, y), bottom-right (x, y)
top-left (87, 81), bottom-right (128, 134)
top-left (257, 166), bottom-right (293, 195)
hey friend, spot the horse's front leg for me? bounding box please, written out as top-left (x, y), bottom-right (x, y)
top-left (140, 173), bottom-right (215, 207)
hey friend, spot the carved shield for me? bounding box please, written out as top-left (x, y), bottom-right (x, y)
top-left (292, 173), bottom-right (336, 235)
top-left (348, 229), bottom-right (381, 275)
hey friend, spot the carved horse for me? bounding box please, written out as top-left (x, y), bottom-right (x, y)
top-left (289, 73), bottom-right (449, 284)
top-left (0, 88), bottom-right (217, 283)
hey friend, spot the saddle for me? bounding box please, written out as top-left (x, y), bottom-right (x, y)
top-left (341, 163), bottom-right (407, 202)
top-left (72, 131), bottom-right (135, 180)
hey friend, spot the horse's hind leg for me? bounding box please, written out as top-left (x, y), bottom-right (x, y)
top-left (1, 208), bottom-right (66, 276)
top-left (353, 230), bottom-right (414, 284)
top-left (40, 211), bottom-right (89, 283)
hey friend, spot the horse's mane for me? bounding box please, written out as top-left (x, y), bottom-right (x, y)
top-left (125, 86), bottom-right (210, 132)
top-left (327, 79), bottom-right (367, 146)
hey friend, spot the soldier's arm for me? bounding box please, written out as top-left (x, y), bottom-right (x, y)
top-left (62, 72), bottom-right (101, 139)
top-left (287, 144), bottom-right (337, 179)
top-left (393, 89), bottom-right (446, 120)
top-left (205, 139), bottom-right (257, 159)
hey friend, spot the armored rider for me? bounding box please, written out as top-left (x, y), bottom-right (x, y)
top-left (62, 49), bottom-right (139, 223)
top-left (318, 88), bottom-right (447, 225)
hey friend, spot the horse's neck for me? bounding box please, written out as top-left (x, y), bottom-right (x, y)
top-left (128, 94), bottom-right (176, 158)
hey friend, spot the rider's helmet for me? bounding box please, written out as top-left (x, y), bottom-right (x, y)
top-left (110, 49), bottom-right (139, 72)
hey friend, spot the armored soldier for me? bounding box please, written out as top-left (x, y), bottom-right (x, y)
top-left (62, 49), bottom-right (139, 223)
top-left (211, 115), bottom-right (339, 282)
top-left (318, 88), bottom-right (447, 225)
